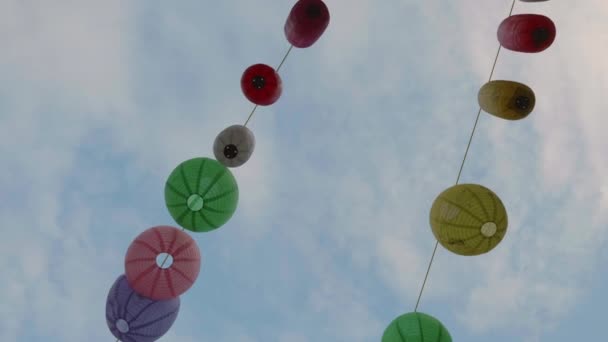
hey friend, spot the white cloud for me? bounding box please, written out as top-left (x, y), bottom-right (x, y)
top-left (1, 0), bottom-right (607, 341)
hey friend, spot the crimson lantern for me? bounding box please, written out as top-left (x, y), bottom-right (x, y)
top-left (241, 63), bottom-right (282, 106)
top-left (497, 14), bottom-right (556, 53)
top-left (285, 0), bottom-right (330, 48)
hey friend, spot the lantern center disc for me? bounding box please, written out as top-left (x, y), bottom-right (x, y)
top-left (116, 319), bottom-right (130, 333)
top-left (515, 96), bottom-right (530, 110)
top-left (187, 194), bottom-right (204, 211)
top-left (532, 27), bottom-right (550, 44)
top-left (252, 76), bottom-right (265, 89)
top-left (480, 222), bottom-right (497, 237)
top-left (306, 4), bottom-right (322, 18)
top-left (224, 144), bottom-right (239, 159)
top-left (156, 252), bottom-right (174, 269)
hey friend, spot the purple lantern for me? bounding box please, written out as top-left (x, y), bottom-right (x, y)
top-left (106, 274), bottom-right (180, 342)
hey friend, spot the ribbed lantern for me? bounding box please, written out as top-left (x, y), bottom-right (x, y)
top-left (241, 63), bottom-right (282, 106)
top-left (430, 183), bottom-right (508, 256)
top-left (125, 226), bottom-right (201, 300)
top-left (106, 274), bottom-right (180, 342)
top-left (165, 157), bottom-right (239, 232)
top-left (213, 124), bottom-right (256, 168)
top-left (382, 312), bottom-right (452, 342)
top-left (478, 80), bottom-right (535, 120)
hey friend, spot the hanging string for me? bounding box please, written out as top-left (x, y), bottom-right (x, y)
top-left (244, 44), bottom-right (294, 127)
top-left (116, 9), bottom-right (296, 342)
top-left (115, 45), bottom-right (296, 342)
top-left (276, 44), bottom-right (294, 72)
top-left (413, 0), bottom-right (517, 313)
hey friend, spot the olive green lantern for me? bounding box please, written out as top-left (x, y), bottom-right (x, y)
top-left (382, 312), bottom-right (452, 342)
top-left (165, 157), bottom-right (239, 232)
top-left (430, 183), bottom-right (507, 256)
top-left (478, 80), bottom-right (535, 120)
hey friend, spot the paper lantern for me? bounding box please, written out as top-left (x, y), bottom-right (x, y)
top-left (478, 80), bottom-right (535, 120)
top-left (125, 226), bottom-right (201, 300)
top-left (213, 125), bottom-right (256, 168)
top-left (165, 157), bottom-right (239, 232)
top-left (285, 0), bottom-right (330, 48)
top-left (106, 274), bottom-right (180, 342)
top-left (241, 63), bottom-right (282, 106)
top-left (498, 14), bottom-right (556, 53)
top-left (430, 183), bottom-right (508, 256)
top-left (382, 312), bottom-right (452, 342)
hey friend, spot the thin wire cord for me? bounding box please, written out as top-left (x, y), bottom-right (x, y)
top-left (413, 0), bottom-right (516, 313)
top-left (414, 240), bottom-right (439, 311)
top-left (276, 45), bottom-right (294, 72)
top-left (243, 104), bottom-right (259, 127)
top-left (244, 45), bottom-right (294, 127)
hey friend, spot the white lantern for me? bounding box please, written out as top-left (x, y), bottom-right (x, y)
top-left (213, 125), bottom-right (256, 167)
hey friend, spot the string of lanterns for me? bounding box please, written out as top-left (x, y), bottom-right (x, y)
top-left (104, 0), bottom-right (557, 340)
top-left (105, 0), bottom-right (330, 341)
top-left (382, 0), bottom-right (556, 340)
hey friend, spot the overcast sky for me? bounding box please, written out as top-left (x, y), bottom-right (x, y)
top-left (1, 0), bottom-right (607, 341)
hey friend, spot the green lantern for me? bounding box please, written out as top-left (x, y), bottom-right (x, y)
top-left (382, 312), bottom-right (452, 342)
top-left (165, 157), bottom-right (239, 232)
top-left (429, 183), bottom-right (507, 256)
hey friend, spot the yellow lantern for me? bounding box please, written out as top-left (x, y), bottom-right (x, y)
top-left (429, 184), bottom-right (508, 256)
top-left (478, 80), bottom-right (535, 120)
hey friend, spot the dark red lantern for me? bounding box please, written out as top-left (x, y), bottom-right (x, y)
top-left (497, 14), bottom-right (556, 53)
top-left (284, 0), bottom-right (330, 48)
top-left (241, 63), bottom-right (282, 106)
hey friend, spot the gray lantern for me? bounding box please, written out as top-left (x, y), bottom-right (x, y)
top-left (213, 124), bottom-right (256, 167)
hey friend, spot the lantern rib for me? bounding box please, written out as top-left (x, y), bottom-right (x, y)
top-left (157, 227), bottom-right (186, 269)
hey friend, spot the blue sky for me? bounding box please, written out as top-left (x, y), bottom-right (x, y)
top-left (1, 0), bottom-right (607, 341)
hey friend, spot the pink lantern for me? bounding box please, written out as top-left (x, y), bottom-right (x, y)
top-left (125, 225), bottom-right (201, 300)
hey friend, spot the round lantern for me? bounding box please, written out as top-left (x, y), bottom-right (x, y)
top-left (106, 274), bottom-right (180, 342)
top-left (125, 225), bottom-right (201, 300)
top-left (165, 157), bottom-right (239, 232)
top-left (285, 0), bottom-right (331, 48)
top-left (213, 124), bottom-right (256, 168)
top-left (498, 14), bottom-right (556, 53)
top-left (241, 63), bottom-right (282, 106)
top-left (478, 80), bottom-right (535, 120)
top-left (430, 184), bottom-right (508, 256)
top-left (382, 312), bottom-right (452, 342)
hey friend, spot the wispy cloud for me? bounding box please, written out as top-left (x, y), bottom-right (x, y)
top-left (1, 0), bottom-right (606, 341)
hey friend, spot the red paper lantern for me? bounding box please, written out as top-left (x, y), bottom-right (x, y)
top-left (497, 14), bottom-right (556, 53)
top-left (125, 226), bottom-right (201, 300)
top-left (284, 0), bottom-right (330, 48)
top-left (241, 63), bottom-right (282, 106)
